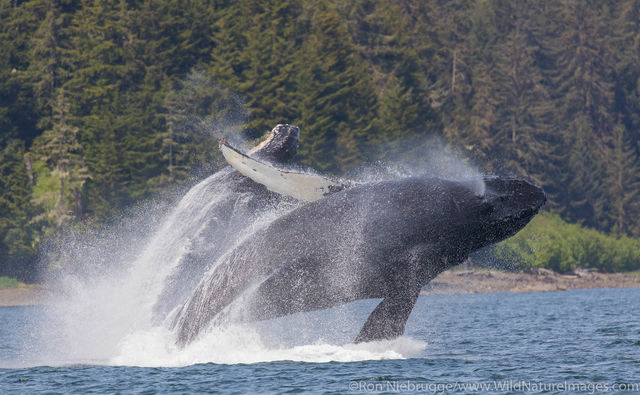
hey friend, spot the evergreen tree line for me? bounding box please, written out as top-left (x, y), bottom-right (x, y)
top-left (1, 0), bottom-right (639, 279)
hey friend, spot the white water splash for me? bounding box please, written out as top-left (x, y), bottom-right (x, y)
top-left (112, 326), bottom-right (425, 367)
top-left (36, 169), bottom-right (284, 364)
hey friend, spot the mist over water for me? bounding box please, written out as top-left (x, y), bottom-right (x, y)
top-left (353, 136), bottom-right (487, 196)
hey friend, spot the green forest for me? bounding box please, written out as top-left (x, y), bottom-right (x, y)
top-left (1, 0), bottom-right (640, 281)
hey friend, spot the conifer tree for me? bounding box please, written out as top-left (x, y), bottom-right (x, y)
top-left (82, 98), bottom-right (127, 219)
top-left (564, 116), bottom-right (602, 228)
top-left (553, 2), bottom-right (613, 144)
top-left (491, 1), bottom-right (557, 186)
top-left (158, 70), bottom-right (236, 187)
top-left (65, 0), bottom-right (130, 115)
top-left (25, 0), bottom-right (72, 130)
top-left (612, 1), bottom-right (640, 149)
top-left (294, 5), bottom-right (375, 172)
top-left (604, 124), bottom-right (640, 235)
top-left (3, 0), bottom-right (640, 272)
top-left (0, 2), bottom-right (40, 145)
top-left (31, 89), bottom-right (89, 227)
top-left (0, 139), bottom-right (37, 279)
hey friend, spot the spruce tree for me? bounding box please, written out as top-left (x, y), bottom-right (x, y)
top-left (82, 98), bottom-right (127, 219)
top-left (24, 0), bottom-right (72, 131)
top-left (604, 124), bottom-right (640, 235)
top-left (491, 1), bottom-right (557, 188)
top-left (31, 89), bottom-right (89, 227)
top-left (0, 139), bottom-right (37, 279)
top-left (158, 70), bottom-right (236, 187)
top-left (553, 2), bottom-right (613, 144)
top-left (564, 116), bottom-right (602, 228)
top-left (294, 4), bottom-right (375, 172)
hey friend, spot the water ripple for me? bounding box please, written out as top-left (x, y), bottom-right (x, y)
top-left (0, 288), bottom-right (638, 393)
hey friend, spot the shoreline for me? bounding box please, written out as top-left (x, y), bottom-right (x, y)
top-left (422, 268), bottom-right (640, 295)
top-left (1, 269), bottom-right (639, 307)
top-left (0, 287), bottom-right (49, 307)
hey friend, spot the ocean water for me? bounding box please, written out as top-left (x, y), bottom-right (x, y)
top-left (1, 288), bottom-right (639, 394)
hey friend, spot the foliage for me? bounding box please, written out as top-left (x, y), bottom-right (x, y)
top-left (0, 139), bottom-right (38, 281)
top-left (1, 0), bottom-right (640, 278)
top-left (0, 276), bottom-right (26, 288)
top-left (494, 213), bottom-right (640, 274)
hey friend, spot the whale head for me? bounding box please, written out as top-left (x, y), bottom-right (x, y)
top-left (357, 175), bottom-right (545, 264)
top-left (466, 176), bottom-right (546, 250)
top-left (370, 175), bottom-right (546, 276)
top-left (250, 124), bottom-right (300, 163)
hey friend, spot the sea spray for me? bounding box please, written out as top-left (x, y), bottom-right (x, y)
top-left (33, 166), bottom-right (296, 364)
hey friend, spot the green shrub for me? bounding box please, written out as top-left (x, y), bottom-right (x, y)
top-left (494, 212), bottom-right (640, 273)
top-left (0, 276), bottom-right (24, 288)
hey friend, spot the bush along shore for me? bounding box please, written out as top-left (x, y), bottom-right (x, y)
top-left (494, 213), bottom-right (640, 274)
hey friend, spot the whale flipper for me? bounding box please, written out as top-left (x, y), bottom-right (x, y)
top-left (354, 288), bottom-right (420, 343)
top-left (219, 142), bottom-right (349, 202)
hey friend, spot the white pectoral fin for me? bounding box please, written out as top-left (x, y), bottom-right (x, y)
top-left (220, 143), bottom-right (347, 202)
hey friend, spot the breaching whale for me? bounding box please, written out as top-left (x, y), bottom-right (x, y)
top-left (174, 169), bottom-right (546, 345)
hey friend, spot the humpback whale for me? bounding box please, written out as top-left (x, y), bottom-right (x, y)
top-left (174, 172), bottom-right (546, 345)
top-left (153, 124), bottom-right (301, 321)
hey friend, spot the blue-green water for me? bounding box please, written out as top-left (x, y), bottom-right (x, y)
top-left (1, 288), bottom-right (639, 394)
